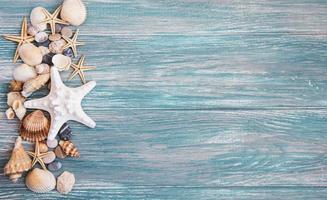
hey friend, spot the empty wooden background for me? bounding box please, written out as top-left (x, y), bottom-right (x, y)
top-left (0, 0), bottom-right (326, 199)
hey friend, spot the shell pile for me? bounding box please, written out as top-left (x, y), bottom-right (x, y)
top-left (2, 0), bottom-right (93, 194)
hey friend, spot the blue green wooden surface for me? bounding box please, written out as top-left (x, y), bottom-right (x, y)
top-left (0, 0), bottom-right (327, 199)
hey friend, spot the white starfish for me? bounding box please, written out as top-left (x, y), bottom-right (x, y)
top-left (24, 67), bottom-right (96, 140)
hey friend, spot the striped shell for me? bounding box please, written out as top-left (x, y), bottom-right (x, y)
top-left (20, 110), bottom-right (49, 142)
top-left (59, 140), bottom-right (80, 157)
top-left (25, 168), bottom-right (56, 193)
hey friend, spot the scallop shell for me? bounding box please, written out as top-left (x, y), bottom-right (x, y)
top-left (30, 7), bottom-right (47, 31)
top-left (61, 0), bottom-right (87, 26)
top-left (4, 137), bottom-right (32, 182)
top-left (9, 80), bottom-right (23, 92)
top-left (7, 92), bottom-right (25, 107)
top-left (35, 63), bottom-right (50, 75)
top-left (22, 73), bottom-right (50, 97)
top-left (59, 140), bottom-right (80, 157)
top-left (13, 64), bottom-right (37, 82)
top-left (12, 100), bottom-right (27, 120)
top-left (18, 43), bottom-right (43, 66)
top-left (25, 168), bottom-right (56, 193)
top-left (5, 107), bottom-right (15, 119)
top-left (52, 54), bottom-right (71, 71)
top-left (20, 110), bottom-right (50, 142)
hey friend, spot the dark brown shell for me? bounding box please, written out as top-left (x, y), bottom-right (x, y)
top-left (59, 140), bottom-right (79, 157)
top-left (9, 80), bottom-right (23, 92)
top-left (20, 110), bottom-right (49, 142)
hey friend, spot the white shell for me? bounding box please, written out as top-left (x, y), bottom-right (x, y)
top-left (52, 54), bottom-right (71, 71)
top-left (27, 25), bottom-right (39, 36)
top-left (38, 46), bottom-right (50, 56)
top-left (25, 168), bottom-right (56, 193)
top-left (18, 43), bottom-right (43, 66)
top-left (22, 73), bottom-right (50, 97)
top-left (30, 7), bottom-right (47, 31)
top-left (7, 92), bottom-right (25, 107)
top-left (56, 171), bottom-right (75, 194)
top-left (12, 100), bottom-right (26, 120)
top-left (61, 0), bottom-right (87, 26)
top-left (35, 64), bottom-right (50, 74)
top-left (35, 32), bottom-right (48, 43)
top-left (49, 39), bottom-right (67, 54)
top-left (13, 64), bottom-right (37, 82)
top-left (5, 107), bottom-right (15, 119)
top-left (47, 139), bottom-right (58, 148)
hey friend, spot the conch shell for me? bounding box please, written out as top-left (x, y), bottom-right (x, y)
top-left (20, 110), bottom-right (50, 142)
top-left (59, 140), bottom-right (80, 157)
top-left (25, 168), bottom-right (56, 193)
top-left (61, 0), bottom-right (87, 26)
top-left (12, 100), bottom-right (27, 120)
top-left (21, 73), bottom-right (50, 97)
top-left (4, 136), bottom-right (32, 182)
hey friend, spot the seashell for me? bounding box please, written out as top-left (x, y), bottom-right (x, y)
top-left (52, 54), bottom-right (71, 71)
top-left (27, 25), bottom-right (39, 36)
top-left (42, 53), bottom-right (55, 65)
top-left (7, 92), bottom-right (25, 107)
top-left (59, 140), bottom-right (80, 157)
top-left (35, 32), bottom-right (48, 43)
top-left (49, 33), bottom-right (61, 41)
top-left (39, 142), bottom-right (48, 153)
top-left (49, 39), bottom-right (67, 54)
top-left (6, 107), bottom-right (15, 119)
top-left (13, 64), bottom-right (37, 82)
top-left (39, 46), bottom-right (50, 56)
top-left (22, 73), bottom-right (50, 97)
top-left (55, 24), bottom-right (63, 33)
top-left (61, 26), bottom-right (73, 38)
top-left (47, 139), bottom-right (58, 148)
top-left (54, 146), bottom-right (66, 159)
top-left (56, 171), bottom-right (75, 194)
top-left (37, 39), bottom-right (51, 47)
top-left (25, 168), bottom-right (56, 193)
top-left (48, 160), bottom-right (62, 171)
top-left (9, 80), bottom-right (23, 92)
top-left (30, 7), bottom-right (47, 31)
top-left (61, 0), bottom-right (87, 26)
top-left (35, 63), bottom-right (50, 75)
top-left (4, 137), bottom-right (32, 182)
top-left (12, 100), bottom-right (27, 120)
top-left (18, 43), bottom-right (43, 66)
top-left (20, 110), bottom-right (49, 142)
top-left (58, 123), bottom-right (72, 141)
top-left (43, 151), bottom-right (56, 164)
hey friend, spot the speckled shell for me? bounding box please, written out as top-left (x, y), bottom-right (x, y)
top-left (25, 168), bottom-right (56, 193)
top-left (52, 54), bottom-right (71, 71)
top-left (60, 0), bottom-right (87, 26)
top-left (13, 64), bottom-right (37, 82)
top-left (30, 7), bottom-right (47, 31)
top-left (18, 43), bottom-right (43, 66)
top-left (59, 140), bottom-right (80, 157)
top-left (22, 73), bottom-right (50, 97)
top-left (9, 80), bottom-right (23, 92)
top-left (4, 137), bottom-right (32, 182)
top-left (20, 110), bottom-right (50, 142)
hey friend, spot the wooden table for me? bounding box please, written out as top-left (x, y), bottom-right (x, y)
top-left (0, 0), bottom-right (326, 199)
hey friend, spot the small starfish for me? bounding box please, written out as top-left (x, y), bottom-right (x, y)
top-left (69, 55), bottom-right (96, 84)
top-left (62, 29), bottom-right (84, 57)
top-left (41, 5), bottom-right (69, 35)
top-left (3, 17), bottom-right (34, 63)
top-left (26, 141), bottom-right (52, 170)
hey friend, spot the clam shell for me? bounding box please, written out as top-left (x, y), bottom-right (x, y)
top-left (7, 92), bottom-right (25, 107)
top-left (22, 73), bottom-right (50, 97)
top-left (13, 64), bottom-right (37, 82)
top-left (20, 110), bottom-right (50, 142)
top-left (25, 168), bottom-right (56, 193)
top-left (9, 80), bottom-right (23, 92)
top-left (5, 107), bottom-right (15, 120)
top-left (18, 43), bottom-right (43, 66)
top-left (35, 63), bottom-right (50, 75)
top-left (35, 32), bottom-right (48, 43)
top-left (4, 137), bottom-right (32, 182)
top-left (52, 54), bottom-right (71, 71)
top-left (12, 100), bottom-right (27, 121)
top-left (61, 0), bottom-right (87, 26)
top-left (30, 7), bottom-right (47, 31)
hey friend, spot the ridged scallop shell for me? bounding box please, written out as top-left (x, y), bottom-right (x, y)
top-left (4, 137), bottom-right (32, 182)
top-left (30, 7), bottom-right (47, 31)
top-left (20, 110), bottom-right (50, 142)
top-left (61, 0), bottom-right (87, 26)
top-left (13, 64), bottom-right (37, 82)
top-left (9, 80), bottom-right (23, 92)
top-left (59, 140), bottom-right (80, 157)
top-left (52, 54), bottom-right (71, 71)
top-left (18, 43), bottom-right (43, 66)
top-left (22, 73), bottom-right (50, 97)
top-left (25, 168), bottom-right (56, 193)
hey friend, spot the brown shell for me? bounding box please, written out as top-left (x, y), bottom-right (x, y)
top-left (20, 110), bottom-right (50, 142)
top-left (59, 140), bottom-right (79, 157)
top-left (4, 137), bottom-right (32, 182)
top-left (9, 80), bottom-right (23, 92)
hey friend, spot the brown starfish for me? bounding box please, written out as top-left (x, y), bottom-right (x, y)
top-left (41, 5), bottom-right (69, 35)
top-left (68, 55), bottom-right (96, 84)
top-left (62, 29), bottom-right (84, 57)
top-left (3, 17), bottom-right (35, 63)
top-left (26, 141), bottom-right (52, 170)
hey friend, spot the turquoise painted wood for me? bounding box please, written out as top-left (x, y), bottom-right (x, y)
top-left (0, 0), bottom-right (326, 199)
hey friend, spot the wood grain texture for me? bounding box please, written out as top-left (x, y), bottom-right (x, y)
top-left (0, 0), bottom-right (326, 199)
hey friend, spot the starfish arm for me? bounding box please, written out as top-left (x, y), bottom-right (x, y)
top-left (73, 106), bottom-right (96, 128)
top-left (54, 18), bottom-right (69, 25)
top-left (3, 35), bottom-right (22, 43)
top-left (42, 8), bottom-right (52, 19)
top-left (48, 114), bottom-right (65, 140)
top-left (22, 17), bottom-right (28, 38)
top-left (24, 96), bottom-right (50, 112)
top-left (13, 46), bottom-right (20, 63)
top-left (50, 67), bottom-right (65, 89)
top-left (79, 71), bottom-right (86, 84)
top-left (77, 80), bottom-right (96, 97)
top-left (36, 157), bottom-right (47, 170)
top-left (72, 45), bottom-right (78, 57)
top-left (68, 69), bottom-right (80, 81)
top-left (53, 5), bottom-right (62, 18)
